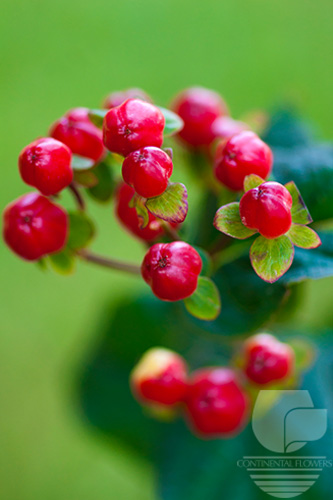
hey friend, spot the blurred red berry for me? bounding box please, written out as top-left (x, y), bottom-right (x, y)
top-left (18, 138), bottom-right (73, 196)
top-left (3, 193), bottom-right (68, 261)
top-left (49, 107), bottom-right (105, 162)
top-left (130, 347), bottom-right (188, 406)
top-left (103, 88), bottom-right (152, 109)
top-left (243, 333), bottom-right (294, 385)
top-left (171, 87), bottom-right (228, 147)
top-left (103, 99), bottom-right (165, 157)
top-left (141, 242), bottom-right (202, 301)
top-left (211, 116), bottom-right (249, 141)
top-left (122, 147), bottom-right (173, 198)
top-left (214, 131), bottom-right (273, 191)
top-left (185, 367), bottom-right (249, 438)
top-left (240, 181), bottom-right (293, 239)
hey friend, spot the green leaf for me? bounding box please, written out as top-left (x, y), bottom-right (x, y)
top-left (71, 155), bottom-right (96, 171)
top-left (184, 277), bottom-right (221, 321)
top-left (146, 183), bottom-right (188, 224)
top-left (288, 224), bottom-right (321, 249)
top-left (88, 108), bottom-right (107, 128)
top-left (250, 235), bottom-right (294, 283)
top-left (214, 202), bottom-right (256, 239)
top-left (157, 106), bottom-right (184, 136)
top-left (67, 211), bottom-right (95, 250)
top-left (87, 161), bottom-right (115, 202)
top-left (48, 250), bottom-right (75, 275)
top-left (74, 169), bottom-right (99, 188)
top-left (243, 174), bottom-right (265, 192)
top-left (285, 181), bottom-right (312, 225)
top-left (287, 337), bottom-right (316, 373)
top-left (129, 193), bottom-right (150, 228)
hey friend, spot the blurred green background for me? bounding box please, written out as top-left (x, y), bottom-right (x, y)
top-left (1, 0), bottom-right (332, 499)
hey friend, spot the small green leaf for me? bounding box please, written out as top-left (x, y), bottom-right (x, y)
top-left (71, 155), bottom-right (96, 171)
top-left (146, 183), bottom-right (188, 224)
top-left (87, 161), bottom-right (114, 202)
top-left (288, 224), bottom-right (321, 249)
top-left (88, 108), bottom-right (107, 128)
top-left (184, 276), bottom-right (221, 321)
top-left (243, 174), bottom-right (265, 192)
top-left (285, 181), bottom-right (313, 225)
top-left (74, 169), bottom-right (99, 188)
top-left (129, 193), bottom-right (150, 228)
top-left (48, 250), bottom-right (75, 275)
top-left (214, 202), bottom-right (256, 239)
top-left (157, 106), bottom-right (184, 136)
top-left (67, 211), bottom-right (95, 250)
top-left (250, 235), bottom-right (294, 283)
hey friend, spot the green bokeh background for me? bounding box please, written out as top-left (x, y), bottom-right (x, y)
top-left (0, 1), bottom-right (332, 499)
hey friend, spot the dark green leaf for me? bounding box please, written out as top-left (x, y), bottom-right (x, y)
top-left (262, 108), bottom-right (315, 148)
top-left (71, 155), bottom-right (95, 171)
top-left (184, 277), bottom-right (221, 321)
top-left (214, 202), bottom-right (256, 239)
top-left (146, 183), bottom-right (188, 224)
top-left (250, 235), bottom-right (294, 283)
top-left (74, 169), bottom-right (99, 188)
top-left (48, 249), bottom-right (75, 275)
top-left (157, 106), bottom-right (184, 136)
top-left (67, 211), bottom-right (95, 250)
top-left (87, 161), bottom-right (115, 202)
top-left (288, 224), bottom-right (321, 249)
top-left (243, 174), bottom-right (264, 192)
top-left (88, 108), bottom-right (107, 128)
top-left (285, 181), bottom-right (312, 225)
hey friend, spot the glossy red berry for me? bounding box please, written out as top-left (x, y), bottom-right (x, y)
top-left (211, 116), bottom-right (249, 141)
top-left (3, 193), bottom-right (68, 261)
top-left (239, 181), bottom-right (293, 239)
top-left (242, 334), bottom-right (294, 385)
top-left (214, 131), bottom-right (273, 191)
top-left (103, 99), bottom-right (165, 157)
top-left (122, 147), bottom-right (173, 198)
top-left (171, 87), bottom-right (228, 147)
top-left (141, 242), bottom-right (202, 301)
top-left (18, 138), bottom-right (73, 196)
top-left (130, 347), bottom-right (187, 406)
top-left (185, 368), bottom-right (249, 438)
top-left (115, 183), bottom-right (165, 241)
top-left (49, 107), bottom-right (105, 162)
top-left (103, 88), bottom-right (152, 109)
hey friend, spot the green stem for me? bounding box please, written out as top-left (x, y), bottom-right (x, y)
top-left (77, 249), bottom-right (141, 275)
top-left (69, 182), bottom-right (86, 211)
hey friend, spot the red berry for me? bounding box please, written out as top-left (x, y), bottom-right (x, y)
top-left (3, 193), bottom-right (68, 261)
top-left (171, 87), bottom-right (228, 147)
top-left (18, 138), bottom-right (73, 196)
top-left (103, 88), bottom-right (152, 109)
top-left (243, 334), bottom-right (294, 385)
top-left (211, 116), bottom-right (249, 141)
top-left (115, 183), bottom-right (165, 241)
top-left (103, 99), bottom-right (165, 157)
top-left (130, 348), bottom-right (187, 406)
top-left (214, 131), bottom-right (273, 191)
top-left (49, 107), bottom-right (105, 162)
top-left (122, 147), bottom-right (173, 198)
top-left (239, 181), bottom-right (293, 239)
top-left (185, 368), bottom-right (249, 438)
top-left (141, 242), bottom-right (202, 301)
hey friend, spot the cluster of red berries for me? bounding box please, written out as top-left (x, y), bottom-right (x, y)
top-left (130, 333), bottom-right (295, 438)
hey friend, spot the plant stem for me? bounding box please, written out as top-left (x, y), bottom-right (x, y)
top-left (69, 182), bottom-right (86, 211)
top-left (160, 220), bottom-right (181, 241)
top-left (77, 249), bottom-right (141, 275)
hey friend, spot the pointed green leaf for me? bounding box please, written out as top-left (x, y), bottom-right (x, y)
top-left (250, 235), bottom-right (294, 283)
top-left (184, 277), bottom-right (221, 321)
top-left (48, 250), bottom-right (75, 275)
top-left (288, 224), bottom-right (321, 249)
top-left (214, 202), bottom-right (256, 239)
top-left (88, 108), bottom-right (107, 128)
top-left (74, 169), bottom-right (99, 188)
top-left (67, 211), bottom-right (95, 250)
top-left (87, 161), bottom-right (115, 202)
top-left (157, 106), bottom-right (184, 136)
top-left (243, 174), bottom-right (265, 192)
top-left (129, 193), bottom-right (150, 228)
top-left (284, 181), bottom-right (313, 225)
top-left (71, 155), bottom-right (96, 171)
top-left (146, 183), bottom-right (188, 224)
